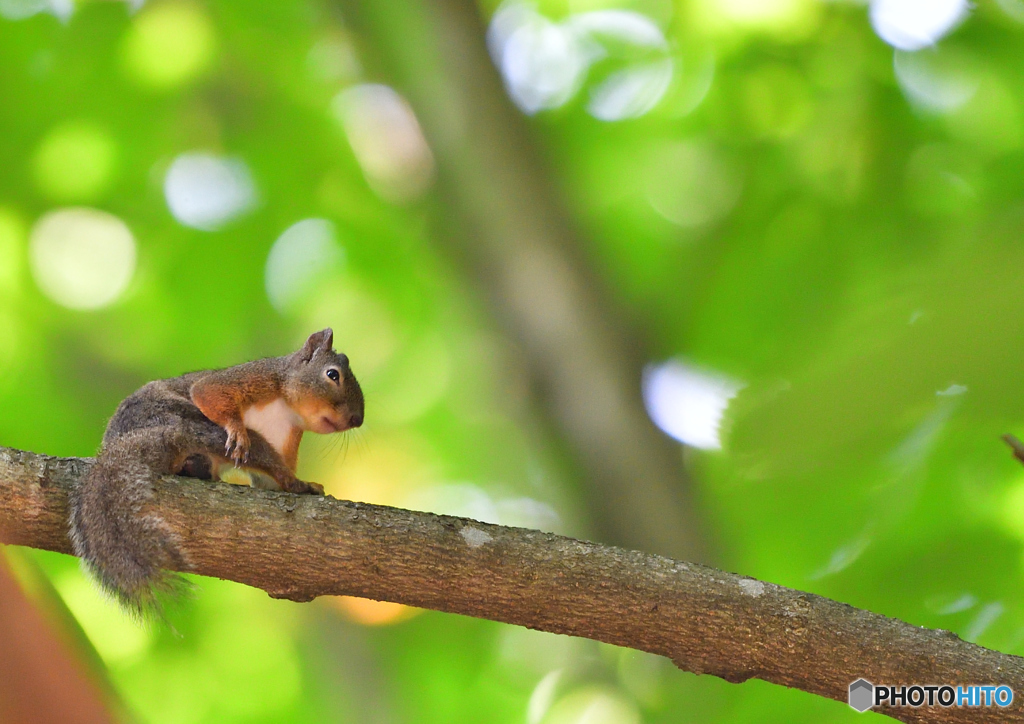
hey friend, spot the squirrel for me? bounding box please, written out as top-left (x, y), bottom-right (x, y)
top-left (69, 328), bottom-right (364, 618)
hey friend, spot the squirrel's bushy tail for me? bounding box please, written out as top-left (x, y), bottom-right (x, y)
top-left (69, 429), bottom-right (191, 620)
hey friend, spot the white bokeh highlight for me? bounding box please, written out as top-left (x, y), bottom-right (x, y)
top-left (488, 2), bottom-right (673, 120)
top-left (995, 0), bottom-right (1024, 24)
top-left (869, 0), bottom-right (970, 51)
top-left (163, 152), bottom-right (257, 231)
top-left (538, 686), bottom-right (641, 724)
top-left (0, 0), bottom-right (72, 21)
top-left (403, 483), bottom-right (561, 532)
top-left (588, 59), bottom-right (674, 121)
top-left (332, 84), bottom-right (434, 202)
top-left (577, 11), bottom-right (673, 121)
top-left (29, 207), bottom-right (136, 310)
top-left (265, 218), bottom-right (344, 313)
top-left (643, 360), bottom-right (744, 450)
top-left (491, 5), bottom-right (593, 114)
top-left (893, 49), bottom-right (978, 112)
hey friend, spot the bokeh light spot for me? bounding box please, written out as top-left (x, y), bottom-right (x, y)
top-left (894, 48), bottom-right (978, 113)
top-left (495, 497), bottom-right (561, 532)
top-left (332, 84), bottom-right (435, 203)
top-left (501, 628), bottom-right (582, 679)
top-left (995, 0), bottom-right (1024, 24)
top-left (489, 3), bottom-right (673, 119)
top-left (541, 686), bottom-right (640, 724)
top-left (645, 141), bottom-right (742, 228)
top-left (121, 1), bottom-right (216, 90)
top-left (943, 72), bottom-right (1023, 154)
top-left (0, 0), bottom-right (71, 21)
top-left (32, 121), bottom-right (118, 202)
top-left (617, 649), bottom-right (665, 708)
top-left (29, 207), bottom-right (136, 310)
top-left (588, 59), bottom-right (673, 121)
top-left (332, 596), bottom-right (419, 626)
top-left (665, 50), bottom-right (715, 117)
top-left (307, 34), bottom-right (361, 85)
top-left (489, 3), bottom-right (590, 114)
top-left (997, 477), bottom-right (1024, 542)
top-left (643, 360), bottom-right (743, 450)
top-left (529, 670), bottom-right (564, 724)
top-left (571, 10), bottom-right (672, 121)
top-left (869, 0), bottom-right (969, 51)
top-left (315, 431), bottom-right (435, 508)
top-left (164, 152), bottom-right (257, 230)
top-left (265, 218), bottom-right (345, 313)
top-left (963, 601), bottom-right (1004, 643)
top-left (692, 0), bottom-right (820, 38)
top-left (927, 592), bottom-right (977, 615)
top-left (403, 482), bottom-right (499, 523)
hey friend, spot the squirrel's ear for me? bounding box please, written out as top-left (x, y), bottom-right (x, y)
top-left (298, 328), bottom-right (334, 362)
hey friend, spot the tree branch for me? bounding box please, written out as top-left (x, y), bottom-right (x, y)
top-left (1, 445), bottom-right (1021, 723)
top-left (1003, 434), bottom-right (1024, 466)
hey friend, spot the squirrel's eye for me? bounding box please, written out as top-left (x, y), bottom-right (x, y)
top-left (326, 368), bottom-right (341, 384)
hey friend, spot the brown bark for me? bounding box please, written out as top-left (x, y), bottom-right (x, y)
top-left (1003, 434), bottom-right (1024, 466)
top-left (1, 445), bottom-right (1022, 723)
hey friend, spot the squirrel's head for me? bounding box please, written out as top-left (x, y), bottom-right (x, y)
top-left (287, 328), bottom-right (365, 434)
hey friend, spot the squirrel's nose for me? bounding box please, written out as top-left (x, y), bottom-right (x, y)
top-left (349, 413), bottom-right (363, 428)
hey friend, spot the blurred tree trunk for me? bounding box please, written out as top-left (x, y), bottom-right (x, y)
top-left (0, 554), bottom-right (116, 724)
top-left (337, 0), bottom-right (714, 562)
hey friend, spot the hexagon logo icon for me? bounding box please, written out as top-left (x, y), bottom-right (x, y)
top-left (849, 679), bottom-right (874, 713)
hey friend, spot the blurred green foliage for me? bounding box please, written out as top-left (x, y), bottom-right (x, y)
top-left (3, 0), bottom-right (1024, 722)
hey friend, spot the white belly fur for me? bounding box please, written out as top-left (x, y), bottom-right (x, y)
top-left (242, 398), bottom-right (300, 458)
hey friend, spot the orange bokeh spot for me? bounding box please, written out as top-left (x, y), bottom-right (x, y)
top-left (331, 596), bottom-right (420, 626)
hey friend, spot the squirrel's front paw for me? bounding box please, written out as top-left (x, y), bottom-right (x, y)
top-left (224, 425), bottom-right (251, 465)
